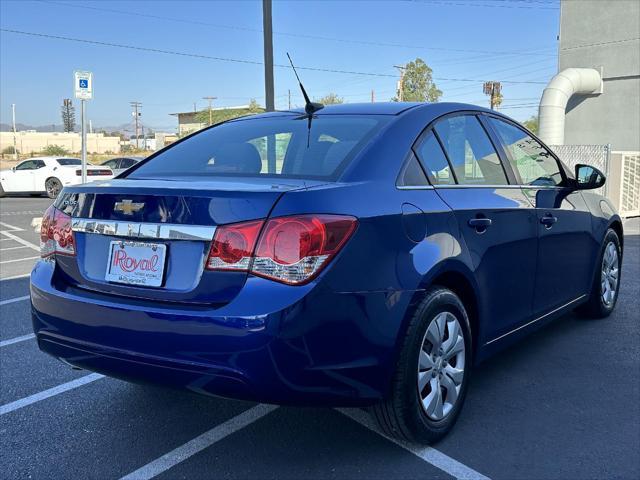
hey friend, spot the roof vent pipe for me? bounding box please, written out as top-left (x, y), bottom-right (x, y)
top-left (538, 68), bottom-right (603, 145)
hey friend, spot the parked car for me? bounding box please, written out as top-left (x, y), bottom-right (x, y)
top-left (101, 156), bottom-right (144, 176)
top-left (0, 157), bottom-right (114, 198)
top-left (30, 103), bottom-right (623, 444)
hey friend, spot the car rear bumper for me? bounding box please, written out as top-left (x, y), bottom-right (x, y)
top-left (31, 260), bottom-right (413, 406)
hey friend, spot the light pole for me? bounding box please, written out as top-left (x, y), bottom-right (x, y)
top-left (394, 65), bottom-right (406, 101)
top-left (11, 104), bottom-right (17, 160)
top-left (263, 0), bottom-right (274, 112)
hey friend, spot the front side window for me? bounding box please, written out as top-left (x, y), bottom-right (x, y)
top-left (15, 160), bottom-right (38, 170)
top-left (434, 115), bottom-right (508, 185)
top-left (414, 131), bottom-right (454, 185)
top-left (129, 115), bottom-right (388, 181)
top-left (488, 117), bottom-right (562, 186)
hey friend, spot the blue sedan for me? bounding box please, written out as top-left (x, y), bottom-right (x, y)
top-left (31, 102), bottom-right (622, 444)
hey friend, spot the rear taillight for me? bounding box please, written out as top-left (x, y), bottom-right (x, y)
top-left (205, 215), bottom-right (357, 285)
top-left (205, 220), bottom-right (263, 271)
top-left (40, 205), bottom-right (75, 258)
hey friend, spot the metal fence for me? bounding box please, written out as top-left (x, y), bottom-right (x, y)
top-left (618, 152), bottom-right (640, 217)
top-left (550, 144), bottom-right (640, 217)
top-left (549, 144), bottom-right (611, 196)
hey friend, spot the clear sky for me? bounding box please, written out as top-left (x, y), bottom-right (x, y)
top-left (0, 0), bottom-right (560, 132)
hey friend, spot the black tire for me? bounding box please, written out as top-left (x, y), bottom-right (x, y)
top-left (370, 287), bottom-right (472, 444)
top-left (576, 228), bottom-right (622, 318)
top-left (45, 177), bottom-right (62, 199)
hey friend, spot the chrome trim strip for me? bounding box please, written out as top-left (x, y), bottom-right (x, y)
top-left (71, 218), bottom-right (216, 241)
top-left (484, 294), bottom-right (587, 346)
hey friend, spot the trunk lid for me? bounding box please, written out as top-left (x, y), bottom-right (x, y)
top-left (54, 177), bottom-right (321, 305)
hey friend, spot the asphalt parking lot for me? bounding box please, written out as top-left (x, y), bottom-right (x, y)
top-left (1, 196), bottom-right (639, 480)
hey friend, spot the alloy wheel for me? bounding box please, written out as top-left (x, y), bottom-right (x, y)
top-left (417, 311), bottom-right (465, 421)
top-left (46, 179), bottom-right (61, 198)
top-left (601, 241), bottom-right (619, 306)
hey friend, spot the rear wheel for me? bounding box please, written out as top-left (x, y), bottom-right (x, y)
top-left (371, 287), bottom-right (472, 444)
top-left (45, 177), bottom-right (62, 199)
top-left (577, 228), bottom-right (622, 318)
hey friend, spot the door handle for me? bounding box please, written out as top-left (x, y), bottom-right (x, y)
top-left (468, 217), bottom-right (492, 233)
top-left (540, 213), bottom-right (558, 228)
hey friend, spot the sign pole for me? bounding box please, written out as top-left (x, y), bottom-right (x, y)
top-left (74, 70), bottom-right (92, 184)
top-left (81, 98), bottom-right (87, 183)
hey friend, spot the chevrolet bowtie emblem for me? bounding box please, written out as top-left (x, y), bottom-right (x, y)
top-left (114, 199), bottom-right (145, 215)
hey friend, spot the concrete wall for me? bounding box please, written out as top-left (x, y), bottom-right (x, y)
top-left (0, 131), bottom-right (121, 154)
top-left (559, 0), bottom-right (640, 151)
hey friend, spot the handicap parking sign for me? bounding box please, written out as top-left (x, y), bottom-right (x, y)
top-left (74, 70), bottom-right (93, 100)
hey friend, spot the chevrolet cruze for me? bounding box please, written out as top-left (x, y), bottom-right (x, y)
top-left (31, 102), bottom-right (623, 443)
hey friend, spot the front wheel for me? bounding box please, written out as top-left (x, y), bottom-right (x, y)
top-left (370, 287), bottom-right (472, 444)
top-left (45, 177), bottom-right (62, 199)
top-left (577, 228), bottom-right (622, 318)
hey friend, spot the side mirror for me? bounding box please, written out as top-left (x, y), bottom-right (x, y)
top-left (11, 166), bottom-right (16, 172)
top-left (575, 164), bottom-right (606, 190)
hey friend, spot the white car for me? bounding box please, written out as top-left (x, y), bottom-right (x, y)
top-left (0, 157), bottom-right (114, 198)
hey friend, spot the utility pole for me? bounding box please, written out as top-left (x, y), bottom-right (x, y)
top-left (89, 119), bottom-right (93, 134)
top-left (288, 89), bottom-right (291, 109)
top-left (483, 81), bottom-right (502, 110)
top-left (262, 0), bottom-right (275, 112)
top-left (130, 101), bottom-right (142, 149)
top-left (11, 103), bottom-right (18, 160)
top-left (394, 65), bottom-right (406, 101)
top-left (202, 96), bottom-right (217, 125)
top-left (371, 90), bottom-right (375, 103)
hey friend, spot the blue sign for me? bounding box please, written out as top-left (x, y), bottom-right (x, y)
top-left (79, 79), bottom-right (88, 88)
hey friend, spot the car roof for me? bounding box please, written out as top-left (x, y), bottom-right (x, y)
top-left (241, 102), bottom-right (494, 122)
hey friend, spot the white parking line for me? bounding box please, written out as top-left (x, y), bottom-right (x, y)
top-left (0, 245), bottom-right (29, 251)
top-left (0, 256), bottom-right (40, 265)
top-left (337, 408), bottom-right (491, 480)
top-left (0, 230), bottom-right (39, 251)
top-left (0, 221), bottom-right (24, 231)
top-left (119, 404), bottom-right (279, 480)
top-left (0, 295), bottom-right (30, 306)
top-left (0, 333), bottom-right (35, 348)
top-left (0, 273), bottom-right (31, 281)
top-left (0, 210), bottom-right (45, 216)
top-left (0, 373), bottom-right (104, 416)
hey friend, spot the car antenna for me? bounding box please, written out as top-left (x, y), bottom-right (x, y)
top-left (287, 52), bottom-right (324, 147)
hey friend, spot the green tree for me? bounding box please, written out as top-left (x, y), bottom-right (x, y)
top-left (41, 144), bottom-right (68, 156)
top-left (522, 115), bottom-right (539, 134)
top-left (393, 58), bottom-right (442, 102)
top-left (316, 93), bottom-right (344, 105)
top-left (61, 99), bottom-right (76, 132)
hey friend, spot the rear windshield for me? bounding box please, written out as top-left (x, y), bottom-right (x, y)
top-left (128, 115), bottom-right (388, 180)
top-left (57, 158), bottom-right (81, 166)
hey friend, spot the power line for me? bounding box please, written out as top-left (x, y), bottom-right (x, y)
top-left (0, 28), bottom-right (549, 84)
top-left (560, 36), bottom-right (640, 51)
top-left (37, 0), bottom-right (557, 57)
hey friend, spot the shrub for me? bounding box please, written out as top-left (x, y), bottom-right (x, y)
top-left (41, 144), bottom-right (69, 156)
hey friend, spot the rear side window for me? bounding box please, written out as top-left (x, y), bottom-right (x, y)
top-left (434, 115), bottom-right (508, 185)
top-left (129, 115), bottom-right (388, 181)
top-left (415, 131), bottom-right (454, 185)
top-left (487, 117), bottom-right (562, 186)
top-left (56, 158), bottom-right (81, 166)
top-left (398, 153), bottom-right (429, 187)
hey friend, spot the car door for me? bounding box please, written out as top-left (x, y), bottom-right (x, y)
top-left (415, 114), bottom-right (538, 342)
top-left (485, 116), bottom-right (596, 314)
top-left (30, 159), bottom-right (49, 191)
top-left (5, 159), bottom-right (39, 191)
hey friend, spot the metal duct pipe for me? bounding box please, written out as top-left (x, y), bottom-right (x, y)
top-left (538, 68), bottom-right (603, 145)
